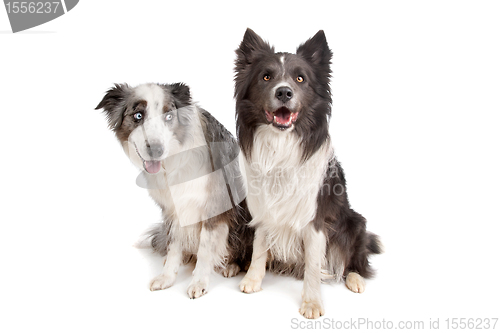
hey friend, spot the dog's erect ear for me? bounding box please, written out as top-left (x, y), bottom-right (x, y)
top-left (169, 82), bottom-right (191, 109)
top-left (234, 29), bottom-right (274, 99)
top-left (168, 82), bottom-right (193, 126)
top-left (236, 28), bottom-right (273, 65)
top-left (296, 30), bottom-right (332, 66)
top-left (95, 83), bottom-right (131, 131)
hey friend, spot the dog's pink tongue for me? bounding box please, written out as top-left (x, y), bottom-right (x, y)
top-left (275, 108), bottom-right (291, 124)
top-left (145, 161), bottom-right (161, 174)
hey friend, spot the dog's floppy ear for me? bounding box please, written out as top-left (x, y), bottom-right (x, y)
top-left (236, 28), bottom-right (273, 65)
top-left (95, 83), bottom-right (131, 131)
top-left (296, 30), bottom-right (332, 66)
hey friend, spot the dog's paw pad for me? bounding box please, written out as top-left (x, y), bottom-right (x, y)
top-left (345, 272), bottom-right (366, 293)
top-left (149, 274), bottom-right (175, 291)
top-left (299, 300), bottom-right (325, 319)
top-left (239, 276), bottom-right (262, 293)
top-left (187, 281), bottom-right (208, 299)
top-left (222, 263), bottom-right (241, 278)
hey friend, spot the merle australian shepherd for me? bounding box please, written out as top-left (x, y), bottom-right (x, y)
top-left (234, 29), bottom-right (382, 318)
top-left (96, 83), bottom-right (251, 298)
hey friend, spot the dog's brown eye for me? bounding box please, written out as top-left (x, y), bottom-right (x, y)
top-left (263, 75), bottom-right (271, 81)
top-left (296, 76), bottom-right (304, 83)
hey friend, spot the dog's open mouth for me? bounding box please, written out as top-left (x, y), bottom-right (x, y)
top-left (134, 144), bottom-right (162, 174)
top-left (265, 107), bottom-right (299, 130)
top-left (143, 160), bottom-right (161, 174)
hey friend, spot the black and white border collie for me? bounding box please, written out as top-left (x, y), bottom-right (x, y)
top-left (234, 29), bottom-right (382, 319)
top-left (96, 83), bottom-right (251, 298)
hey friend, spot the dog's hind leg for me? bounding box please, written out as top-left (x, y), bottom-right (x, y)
top-left (149, 241), bottom-right (183, 291)
top-left (217, 262), bottom-right (241, 278)
top-left (299, 224), bottom-right (327, 319)
top-left (187, 222), bottom-right (229, 299)
top-left (345, 272), bottom-right (366, 293)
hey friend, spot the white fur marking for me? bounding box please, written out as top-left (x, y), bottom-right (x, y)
top-left (188, 223), bottom-right (229, 298)
top-left (300, 225), bottom-right (326, 319)
top-left (150, 242), bottom-right (183, 291)
top-left (240, 227), bottom-right (268, 293)
top-left (243, 125), bottom-right (332, 263)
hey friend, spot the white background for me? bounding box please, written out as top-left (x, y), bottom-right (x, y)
top-left (1, 1), bottom-right (499, 332)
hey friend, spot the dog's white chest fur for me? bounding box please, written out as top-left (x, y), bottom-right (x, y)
top-left (242, 125), bottom-right (331, 261)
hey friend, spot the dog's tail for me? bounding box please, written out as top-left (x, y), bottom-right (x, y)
top-left (367, 231), bottom-right (383, 255)
top-left (133, 233), bottom-right (153, 250)
top-left (341, 211), bottom-right (383, 279)
top-left (133, 223), bottom-right (170, 256)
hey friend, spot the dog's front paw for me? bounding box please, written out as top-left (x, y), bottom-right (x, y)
top-left (345, 272), bottom-right (366, 293)
top-left (221, 263), bottom-right (241, 278)
top-left (239, 276), bottom-right (263, 293)
top-left (149, 274), bottom-right (175, 291)
top-left (187, 280), bottom-right (208, 299)
top-left (299, 300), bottom-right (325, 319)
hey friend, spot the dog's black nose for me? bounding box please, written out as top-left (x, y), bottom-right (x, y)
top-left (275, 86), bottom-right (293, 103)
top-left (146, 143), bottom-right (164, 159)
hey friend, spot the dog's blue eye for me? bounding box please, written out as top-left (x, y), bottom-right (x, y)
top-left (166, 114), bottom-right (173, 121)
top-left (133, 112), bottom-right (143, 121)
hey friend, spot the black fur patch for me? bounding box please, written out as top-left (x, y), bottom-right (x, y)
top-left (95, 83), bottom-right (132, 131)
